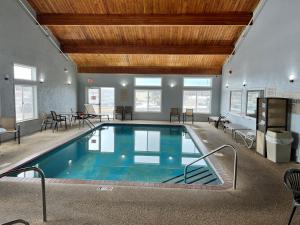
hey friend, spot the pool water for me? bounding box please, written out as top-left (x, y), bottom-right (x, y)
top-left (16, 124), bottom-right (221, 185)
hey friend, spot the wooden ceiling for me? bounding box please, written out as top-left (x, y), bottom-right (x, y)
top-left (27, 0), bottom-right (260, 75)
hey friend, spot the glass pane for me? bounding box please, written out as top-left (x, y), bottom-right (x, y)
top-left (135, 90), bottom-right (148, 112)
top-left (100, 88), bottom-right (115, 117)
top-left (89, 130), bottom-right (99, 151)
top-left (22, 86), bottom-right (34, 120)
top-left (135, 78), bottom-right (161, 87)
top-left (15, 85), bottom-right (23, 122)
top-left (88, 88), bottom-right (100, 114)
top-left (148, 90), bottom-right (161, 112)
top-left (246, 90), bottom-right (264, 117)
top-left (183, 91), bottom-right (197, 112)
top-left (196, 91), bottom-right (211, 113)
top-left (14, 64), bottom-right (35, 81)
top-left (184, 78), bottom-right (211, 87)
top-left (134, 131), bottom-right (147, 151)
top-left (148, 131), bottom-right (160, 151)
top-left (230, 91), bottom-right (242, 113)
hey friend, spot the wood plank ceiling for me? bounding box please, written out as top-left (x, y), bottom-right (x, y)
top-left (27, 0), bottom-right (260, 75)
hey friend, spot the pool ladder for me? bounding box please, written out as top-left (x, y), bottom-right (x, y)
top-left (184, 144), bottom-right (238, 190)
top-left (0, 167), bottom-right (47, 224)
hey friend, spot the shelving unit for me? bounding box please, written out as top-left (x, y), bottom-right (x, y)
top-left (256, 98), bottom-right (289, 157)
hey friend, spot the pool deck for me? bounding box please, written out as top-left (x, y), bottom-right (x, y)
top-left (0, 120), bottom-right (299, 224)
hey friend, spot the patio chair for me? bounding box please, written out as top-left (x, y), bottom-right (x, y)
top-left (183, 108), bottom-right (194, 124)
top-left (234, 130), bottom-right (256, 149)
top-left (40, 112), bottom-right (53, 131)
top-left (284, 168), bottom-right (300, 225)
top-left (0, 117), bottom-right (20, 145)
top-left (50, 111), bottom-right (67, 132)
top-left (70, 108), bottom-right (80, 124)
top-left (124, 106), bottom-right (133, 120)
top-left (114, 106), bottom-right (124, 120)
top-left (84, 104), bottom-right (110, 122)
top-left (170, 108), bottom-right (180, 123)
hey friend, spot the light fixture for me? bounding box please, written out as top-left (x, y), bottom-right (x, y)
top-left (121, 81), bottom-right (127, 87)
top-left (289, 74), bottom-right (296, 83)
top-left (64, 68), bottom-right (69, 73)
top-left (39, 77), bottom-right (45, 83)
top-left (4, 74), bottom-right (10, 81)
top-left (66, 80), bottom-right (72, 85)
top-left (225, 82), bottom-right (229, 88)
top-left (242, 81), bottom-right (247, 87)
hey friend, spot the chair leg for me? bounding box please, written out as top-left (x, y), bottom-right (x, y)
top-left (288, 206), bottom-right (297, 225)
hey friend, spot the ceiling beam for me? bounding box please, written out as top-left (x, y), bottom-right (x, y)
top-left (38, 13), bottom-right (252, 26)
top-left (78, 66), bottom-right (221, 75)
top-left (62, 44), bottom-right (233, 55)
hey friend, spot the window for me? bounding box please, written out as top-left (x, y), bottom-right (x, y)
top-left (135, 77), bottom-right (162, 87)
top-left (230, 91), bottom-right (242, 114)
top-left (87, 87), bottom-right (115, 116)
top-left (14, 64), bottom-right (36, 81)
top-left (135, 90), bottom-right (161, 112)
top-left (183, 90), bottom-right (211, 113)
top-left (15, 85), bottom-right (37, 122)
top-left (246, 90), bottom-right (264, 118)
top-left (184, 78), bottom-right (212, 87)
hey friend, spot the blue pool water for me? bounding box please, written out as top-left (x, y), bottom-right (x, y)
top-left (16, 124), bottom-right (221, 185)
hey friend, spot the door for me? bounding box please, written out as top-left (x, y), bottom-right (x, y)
top-left (88, 87), bottom-right (115, 117)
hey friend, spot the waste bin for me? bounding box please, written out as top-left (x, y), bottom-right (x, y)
top-left (266, 130), bottom-right (294, 163)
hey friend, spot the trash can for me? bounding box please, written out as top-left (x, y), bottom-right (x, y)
top-left (266, 130), bottom-right (294, 163)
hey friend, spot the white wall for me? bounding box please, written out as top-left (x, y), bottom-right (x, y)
top-left (0, 0), bottom-right (77, 137)
top-left (220, 0), bottom-right (300, 160)
top-left (77, 74), bottom-right (221, 121)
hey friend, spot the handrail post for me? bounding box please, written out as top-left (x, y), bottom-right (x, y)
top-left (0, 167), bottom-right (47, 222)
top-left (183, 144), bottom-right (238, 190)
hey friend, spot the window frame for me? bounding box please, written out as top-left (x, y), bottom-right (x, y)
top-left (182, 90), bottom-right (212, 114)
top-left (134, 77), bottom-right (162, 87)
top-left (229, 90), bottom-right (243, 114)
top-left (134, 89), bottom-right (162, 113)
top-left (15, 84), bottom-right (38, 122)
top-left (14, 63), bottom-right (37, 81)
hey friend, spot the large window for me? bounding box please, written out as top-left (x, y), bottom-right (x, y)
top-left (15, 85), bottom-right (37, 122)
top-left (14, 64), bottom-right (36, 81)
top-left (184, 78), bottom-right (212, 87)
top-left (87, 87), bottom-right (115, 116)
top-left (246, 90), bottom-right (264, 118)
top-left (182, 90), bottom-right (211, 113)
top-left (230, 91), bottom-right (242, 114)
top-left (135, 77), bottom-right (162, 87)
top-left (134, 90), bottom-right (161, 112)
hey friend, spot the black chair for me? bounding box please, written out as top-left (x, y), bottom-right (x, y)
top-left (183, 108), bottom-right (194, 124)
top-left (124, 106), bottom-right (133, 120)
top-left (50, 111), bottom-right (67, 132)
top-left (170, 108), bottom-right (180, 123)
top-left (284, 168), bottom-right (300, 225)
top-left (114, 106), bottom-right (124, 120)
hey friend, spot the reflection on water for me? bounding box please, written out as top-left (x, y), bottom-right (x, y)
top-left (19, 124), bottom-right (219, 183)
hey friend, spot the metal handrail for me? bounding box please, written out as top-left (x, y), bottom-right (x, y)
top-left (2, 219), bottom-right (29, 225)
top-left (0, 167), bottom-right (47, 222)
top-left (184, 144), bottom-right (238, 190)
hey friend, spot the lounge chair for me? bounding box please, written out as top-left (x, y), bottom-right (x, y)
top-left (183, 108), bottom-right (194, 124)
top-left (0, 117), bottom-right (20, 145)
top-left (114, 106), bottom-right (124, 120)
top-left (208, 116), bottom-right (229, 128)
top-left (170, 108), bottom-right (180, 123)
top-left (40, 112), bottom-right (53, 131)
top-left (124, 106), bottom-right (133, 120)
top-left (234, 129), bottom-right (256, 149)
top-left (223, 123), bottom-right (251, 138)
top-left (50, 111), bottom-right (67, 132)
top-left (284, 169), bottom-right (300, 225)
top-left (84, 104), bottom-right (110, 122)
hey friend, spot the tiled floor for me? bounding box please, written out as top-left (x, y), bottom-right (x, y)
top-left (0, 120), bottom-right (299, 225)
